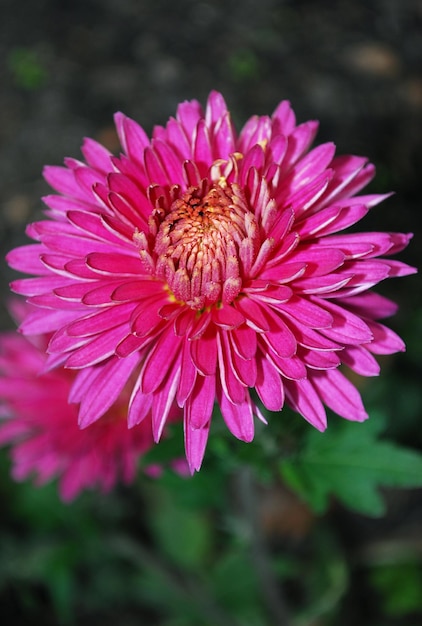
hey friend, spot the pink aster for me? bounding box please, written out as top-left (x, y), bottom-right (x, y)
top-left (0, 329), bottom-right (160, 502)
top-left (7, 91), bottom-right (416, 472)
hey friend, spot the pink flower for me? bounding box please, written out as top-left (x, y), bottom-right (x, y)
top-left (7, 91), bottom-right (416, 472)
top-left (0, 330), bottom-right (160, 501)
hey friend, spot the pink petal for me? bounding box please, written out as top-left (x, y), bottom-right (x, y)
top-left (341, 345), bottom-right (380, 376)
top-left (187, 374), bottom-right (216, 429)
top-left (128, 384), bottom-right (153, 428)
top-left (284, 171), bottom-right (332, 218)
top-left (11, 275), bottom-right (69, 297)
top-left (327, 162), bottom-right (376, 204)
top-left (68, 366), bottom-right (98, 403)
top-left (240, 144), bottom-right (265, 179)
top-left (366, 320), bottom-right (405, 354)
top-left (162, 117), bottom-right (192, 160)
top-left (296, 203), bottom-right (366, 239)
top-left (311, 368), bottom-right (368, 422)
top-left (176, 339), bottom-right (197, 406)
top-left (86, 252), bottom-right (141, 275)
top-left (151, 139), bottom-right (184, 183)
top-left (271, 100), bottom-right (296, 136)
top-left (81, 137), bottom-right (113, 173)
top-left (229, 338), bottom-right (257, 387)
top-left (151, 360), bottom-right (180, 441)
top-left (281, 120), bottom-right (319, 169)
top-left (293, 274), bottom-right (351, 295)
top-left (212, 112), bottom-right (236, 161)
top-left (107, 171), bottom-right (150, 209)
top-left (114, 112), bottom-right (150, 165)
top-left (65, 325), bottom-right (128, 367)
top-left (7, 244), bottom-right (50, 274)
top-left (231, 325), bottom-right (257, 359)
top-left (205, 90), bottom-right (229, 126)
top-left (287, 246), bottom-right (345, 277)
top-left (261, 313), bottom-right (297, 359)
top-left (266, 134), bottom-right (288, 167)
top-left (78, 353), bottom-right (140, 427)
top-left (193, 119), bottom-right (213, 166)
top-left (54, 281), bottom-right (99, 302)
top-left (20, 308), bottom-right (80, 336)
top-left (217, 331), bottom-right (246, 404)
top-left (235, 297), bottom-right (269, 332)
top-left (285, 378), bottom-right (327, 430)
top-left (67, 210), bottom-right (128, 246)
top-left (278, 143), bottom-right (336, 197)
top-left (66, 302), bottom-right (135, 337)
top-left (211, 305), bottom-right (245, 330)
top-left (340, 292), bottom-right (398, 320)
top-left (115, 332), bottom-right (154, 358)
top-left (317, 298), bottom-right (373, 344)
top-left (43, 165), bottom-right (87, 201)
top-left (42, 231), bottom-right (112, 256)
top-left (74, 165), bottom-right (105, 193)
top-left (141, 326), bottom-right (181, 394)
top-left (300, 349), bottom-right (340, 370)
top-left (385, 259), bottom-right (417, 278)
top-left (275, 295), bottom-right (333, 329)
top-left (184, 414), bottom-right (210, 473)
top-left (48, 326), bottom-right (93, 354)
top-left (218, 390), bottom-right (255, 442)
top-left (106, 191), bottom-right (145, 228)
top-left (190, 327), bottom-right (217, 376)
top-left (268, 352), bottom-right (308, 379)
top-left (255, 355), bottom-right (284, 411)
top-left (43, 193), bottom-right (97, 215)
top-left (111, 280), bottom-right (158, 302)
top-left (176, 99), bottom-right (204, 139)
top-left (144, 146), bottom-right (170, 186)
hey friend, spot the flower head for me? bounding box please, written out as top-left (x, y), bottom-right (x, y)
top-left (7, 91), bottom-right (416, 471)
top-left (0, 329), bottom-right (162, 501)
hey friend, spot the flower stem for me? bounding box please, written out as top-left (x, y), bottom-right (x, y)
top-left (236, 465), bottom-right (293, 626)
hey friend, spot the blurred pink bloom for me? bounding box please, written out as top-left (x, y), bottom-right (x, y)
top-left (7, 91), bottom-right (416, 472)
top-left (0, 331), bottom-right (160, 501)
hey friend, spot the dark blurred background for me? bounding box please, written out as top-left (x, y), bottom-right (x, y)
top-left (0, 1), bottom-right (421, 624)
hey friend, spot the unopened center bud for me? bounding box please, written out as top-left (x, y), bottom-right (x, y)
top-left (154, 181), bottom-right (252, 309)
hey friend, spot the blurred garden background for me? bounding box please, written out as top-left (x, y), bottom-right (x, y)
top-left (0, 0), bottom-right (421, 624)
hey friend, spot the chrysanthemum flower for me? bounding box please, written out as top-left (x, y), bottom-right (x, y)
top-left (7, 91), bottom-right (416, 472)
top-left (0, 330), bottom-right (161, 501)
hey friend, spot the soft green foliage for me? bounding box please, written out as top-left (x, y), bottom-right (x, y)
top-left (146, 482), bottom-right (212, 570)
top-left (7, 48), bottom-right (47, 90)
top-left (369, 561), bottom-right (422, 617)
top-left (228, 49), bottom-right (260, 81)
top-left (280, 413), bottom-right (422, 517)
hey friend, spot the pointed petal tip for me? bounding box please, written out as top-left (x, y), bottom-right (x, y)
top-left (42, 164), bottom-right (53, 176)
top-left (113, 111), bottom-right (125, 125)
top-left (341, 408), bottom-right (369, 424)
top-left (187, 457), bottom-right (202, 474)
top-left (78, 411), bottom-right (96, 430)
top-left (313, 420), bottom-right (327, 433)
top-left (127, 415), bottom-right (139, 429)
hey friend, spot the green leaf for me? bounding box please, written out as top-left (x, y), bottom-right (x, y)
top-left (146, 484), bottom-right (212, 570)
top-left (370, 562), bottom-right (422, 617)
top-left (211, 549), bottom-right (267, 625)
top-left (280, 415), bottom-right (422, 517)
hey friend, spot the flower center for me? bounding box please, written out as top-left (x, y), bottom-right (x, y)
top-left (153, 180), bottom-right (255, 309)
